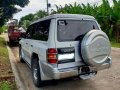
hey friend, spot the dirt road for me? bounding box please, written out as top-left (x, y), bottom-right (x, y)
top-left (8, 43), bottom-right (120, 90)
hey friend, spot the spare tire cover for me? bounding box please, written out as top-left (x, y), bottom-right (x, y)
top-left (81, 30), bottom-right (111, 67)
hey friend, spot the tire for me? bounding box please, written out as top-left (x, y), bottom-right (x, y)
top-left (19, 46), bottom-right (25, 63)
top-left (81, 30), bottom-right (111, 67)
top-left (31, 58), bottom-right (44, 87)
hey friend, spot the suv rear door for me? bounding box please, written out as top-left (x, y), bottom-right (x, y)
top-left (55, 18), bottom-right (100, 69)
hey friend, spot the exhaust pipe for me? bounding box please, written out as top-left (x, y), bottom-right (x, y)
top-left (81, 66), bottom-right (90, 74)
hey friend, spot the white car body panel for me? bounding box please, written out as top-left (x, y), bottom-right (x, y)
top-left (19, 14), bottom-right (112, 81)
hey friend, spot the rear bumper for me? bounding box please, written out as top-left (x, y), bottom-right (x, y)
top-left (41, 63), bottom-right (79, 80)
top-left (53, 67), bottom-right (78, 79)
top-left (41, 57), bottom-right (112, 80)
top-left (96, 57), bottom-right (112, 70)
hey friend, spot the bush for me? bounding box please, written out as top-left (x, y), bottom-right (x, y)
top-left (0, 26), bottom-right (7, 34)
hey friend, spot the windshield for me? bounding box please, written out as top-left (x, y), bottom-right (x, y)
top-left (57, 20), bottom-right (99, 41)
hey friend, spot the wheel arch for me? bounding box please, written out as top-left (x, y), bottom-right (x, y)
top-left (31, 53), bottom-right (39, 66)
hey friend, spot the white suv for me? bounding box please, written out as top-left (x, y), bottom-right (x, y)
top-left (19, 14), bottom-right (112, 87)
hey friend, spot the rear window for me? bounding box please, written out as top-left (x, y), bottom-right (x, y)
top-left (57, 20), bottom-right (99, 41)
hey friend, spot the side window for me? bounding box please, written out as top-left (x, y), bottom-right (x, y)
top-left (32, 20), bottom-right (51, 41)
top-left (25, 25), bottom-right (33, 39)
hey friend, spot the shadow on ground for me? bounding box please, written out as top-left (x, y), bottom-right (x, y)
top-left (7, 41), bottom-right (19, 47)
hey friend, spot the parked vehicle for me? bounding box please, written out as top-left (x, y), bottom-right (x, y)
top-left (7, 19), bottom-right (25, 44)
top-left (19, 14), bottom-right (112, 87)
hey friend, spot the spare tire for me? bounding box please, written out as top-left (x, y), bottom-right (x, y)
top-left (81, 30), bottom-right (111, 67)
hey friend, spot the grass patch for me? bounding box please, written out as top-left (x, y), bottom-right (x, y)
top-left (0, 81), bottom-right (15, 90)
top-left (0, 37), bottom-right (11, 76)
top-left (111, 40), bottom-right (120, 48)
top-left (0, 37), bottom-right (9, 64)
top-left (0, 36), bottom-right (17, 90)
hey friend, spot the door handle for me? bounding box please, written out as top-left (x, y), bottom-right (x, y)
top-left (31, 45), bottom-right (33, 47)
top-left (26, 43), bottom-right (28, 44)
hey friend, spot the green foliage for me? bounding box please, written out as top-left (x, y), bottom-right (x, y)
top-left (0, 37), bottom-right (8, 61)
top-left (20, 0), bottom-right (120, 41)
top-left (0, 26), bottom-right (7, 34)
top-left (111, 39), bottom-right (120, 48)
top-left (35, 10), bottom-right (47, 19)
top-left (0, 81), bottom-right (12, 90)
top-left (19, 14), bottom-right (34, 28)
top-left (0, 27), bottom-right (3, 34)
top-left (19, 10), bottom-right (47, 28)
top-left (0, 37), bottom-right (17, 90)
top-left (0, 0), bottom-right (29, 26)
top-left (51, 0), bottom-right (120, 39)
top-left (0, 81), bottom-right (16, 90)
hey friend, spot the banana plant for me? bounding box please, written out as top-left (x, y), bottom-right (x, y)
top-left (20, 0), bottom-right (120, 41)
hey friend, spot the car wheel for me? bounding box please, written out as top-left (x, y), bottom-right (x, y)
top-left (19, 46), bottom-right (25, 63)
top-left (31, 58), bottom-right (44, 87)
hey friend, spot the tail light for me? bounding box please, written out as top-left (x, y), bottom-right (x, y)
top-left (47, 48), bottom-right (58, 64)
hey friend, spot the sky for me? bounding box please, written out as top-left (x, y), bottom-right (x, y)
top-left (13, 0), bottom-right (113, 20)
